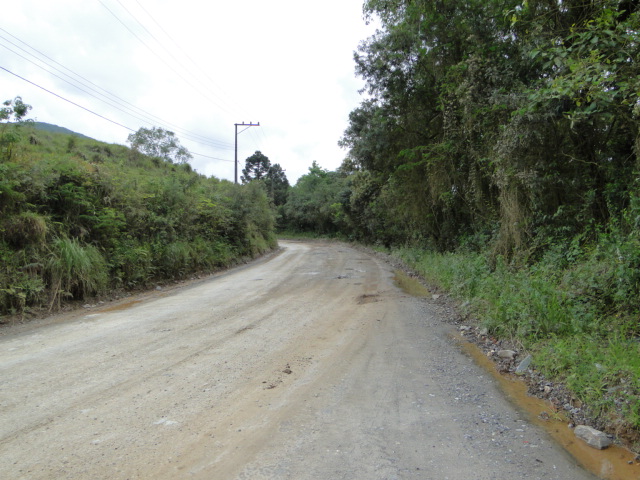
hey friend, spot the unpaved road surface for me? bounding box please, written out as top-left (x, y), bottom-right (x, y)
top-left (1, 241), bottom-right (596, 479)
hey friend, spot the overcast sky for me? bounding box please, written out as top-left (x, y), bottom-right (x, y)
top-left (2, 0), bottom-right (377, 184)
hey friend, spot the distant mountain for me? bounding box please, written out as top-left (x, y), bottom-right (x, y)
top-left (32, 122), bottom-right (93, 139)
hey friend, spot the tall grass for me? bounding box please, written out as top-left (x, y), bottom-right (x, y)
top-left (394, 240), bottom-right (640, 436)
top-left (46, 238), bottom-right (108, 309)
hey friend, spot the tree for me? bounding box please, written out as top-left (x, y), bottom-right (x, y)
top-left (1, 96), bottom-right (32, 161)
top-left (241, 151), bottom-right (271, 183)
top-left (127, 127), bottom-right (192, 164)
top-left (264, 163), bottom-right (290, 206)
top-left (282, 162), bottom-right (349, 234)
top-left (1, 96), bottom-right (31, 123)
top-left (241, 152), bottom-right (289, 205)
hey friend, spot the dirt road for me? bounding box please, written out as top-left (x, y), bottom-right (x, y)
top-left (0, 241), bottom-right (596, 479)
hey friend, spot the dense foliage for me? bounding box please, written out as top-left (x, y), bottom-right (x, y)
top-left (281, 162), bottom-right (350, 234)
top-left (337, 0), bottom-right (640, 256)
top-left (1, 113), bottom-right (276, 317)
top-left (279, 0), bottom-right (640, 444)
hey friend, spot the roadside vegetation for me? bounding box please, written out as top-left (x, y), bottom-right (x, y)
top-left (1, 100), bottom-right (275, 318)
top-left (2, 0), bottom-right (638, 451)
top-left (278, 0), bottom-right (640, 449)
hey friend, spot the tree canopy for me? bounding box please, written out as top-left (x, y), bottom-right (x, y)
top-left (127, 126), bottom-right (192, 164)
top-left (241, 151), bottom-right (271, 183)
top-left (1, 96), bottom-right (33, 161)
top-left (335, 0), bottom-right (640, 254)
top-left (242, 151), bottom-right (290, 206)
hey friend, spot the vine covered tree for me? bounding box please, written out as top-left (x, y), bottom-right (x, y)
top-left (337, 0), bottom-right (640, 253)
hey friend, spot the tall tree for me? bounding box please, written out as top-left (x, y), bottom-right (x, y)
top-left (241, 151), bottom-right (271, 183)
top-left (264, 163), bottom-right (290, 206)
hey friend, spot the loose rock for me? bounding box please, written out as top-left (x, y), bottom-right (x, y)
top-left (574, 425), bottom-right (612, 450)
top-left (497, 350), bottom-right (517, 360)
top-left (515, 355), bottom-right (533, 375)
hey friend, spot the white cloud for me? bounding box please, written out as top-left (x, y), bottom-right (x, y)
top-left (1, 0), bottom-right (376, 184)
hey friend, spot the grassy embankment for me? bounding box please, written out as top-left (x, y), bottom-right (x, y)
top-left (0, 123), bottom-right (276, 318)
top-left (392, 239), bottom-right (640, 449)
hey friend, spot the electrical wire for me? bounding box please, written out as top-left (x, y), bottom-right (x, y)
top-left (97, 0), bottom-right (239, 121)
top-left (1, 65), bottom-right (135, 132)
top-left (0, 28), bottom-right (234, 149)
top-left (2, 1), bottom-right (259, 168)
top-left (131, 0), bottom-right (248, 118)
top-left (1, 65), bottom-right (233, 163)
top-left (114, 0), bottom-right (239, 117)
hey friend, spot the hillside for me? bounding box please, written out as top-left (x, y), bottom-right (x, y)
top-left (0, 119), bottom-right (276, 318)
top-left (32, 122), bottom-right (93, 139)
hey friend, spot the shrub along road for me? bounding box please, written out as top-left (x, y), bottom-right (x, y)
top-left (0, 241), bottom-right (596, 479)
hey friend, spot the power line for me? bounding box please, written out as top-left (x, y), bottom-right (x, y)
top-left (0, 27), bottom-right (234, 149)
top-left (97, 0), bottom-right (238, 120)
top-left (131, 0), bottom-right (247, 117)
top-left (190, 151), bottom-right (233, 162)
top-left (1, 65), bottom-right (233, 164)
top-left (114, 0), bottom-right (239, 117)
top-left (0, 65), bottom-right (135, 132)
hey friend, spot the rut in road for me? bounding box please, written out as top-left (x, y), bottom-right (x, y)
top-left (0, 241), bottom-right (596, 480)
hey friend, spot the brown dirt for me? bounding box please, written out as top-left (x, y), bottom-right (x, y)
top-left (0, 240), bottom-right (599, 479)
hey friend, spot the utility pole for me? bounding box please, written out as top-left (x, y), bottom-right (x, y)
top-left (234, 121), bottom-right (260, 184)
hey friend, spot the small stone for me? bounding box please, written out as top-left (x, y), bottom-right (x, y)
top-left (497, 350), bottom-right (517, 360)
top-left (432, 294), bottom-right (441, 300)
top-left (543, 385), bottom-right (553, 394)
top-left (515, 355), bottom-right (533, 375)
top-left (574, 425), bottom-right (612, 450)
top-left (478, 327), bottom-right (489, 336)
top-left (459, 325), bottom-right (472, 332)
top-left (156, 286), bottom-right (162, 291)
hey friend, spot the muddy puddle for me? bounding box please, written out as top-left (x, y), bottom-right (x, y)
top-left (393, 270), bottom-right (432, 297)
top-left (459, 340), bottom-right (639, 480)
top-left (99, 298), bottom-right (144, 312)
top-left (394, 270), bottom-right (639, 480)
